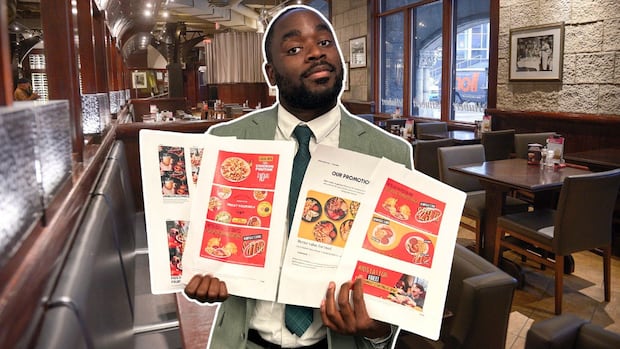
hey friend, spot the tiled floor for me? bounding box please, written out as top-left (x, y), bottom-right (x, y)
top-left (457, 229), bottom-right (620, 349)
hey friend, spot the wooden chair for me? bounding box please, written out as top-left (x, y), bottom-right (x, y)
top-left (481, 129), bottom-right (515, 161)
top-left (493, 168), bottom-right (620, 314)
top-left (413, 138), bottom-right (455, 179)
top-left (437, 144), bottom-right (530, 253)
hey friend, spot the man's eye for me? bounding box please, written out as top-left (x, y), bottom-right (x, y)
top-left (318, 40), bottom-right (332, 47)
top-left (287, 47), bottom-right (302, 55)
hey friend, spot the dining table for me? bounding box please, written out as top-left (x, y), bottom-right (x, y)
top-left (449, 158), bottom-right (592, 263)
top-left (419, 130), bottom-right (480, 145)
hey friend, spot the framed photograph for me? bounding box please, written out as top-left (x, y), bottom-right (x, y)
top-left (349, 36), bottom-right (366, 68)
top-left (509, 23), bottom-right (564, 81)
top-left (132, 72), bottom-right (147, 89)
top-left (344, 62), bottom-right (350, 91)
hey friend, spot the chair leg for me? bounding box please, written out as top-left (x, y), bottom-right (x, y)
top-left (603, 246), bottom-right (611, 302)
top-left (554, 255), bottom-right (564, 315)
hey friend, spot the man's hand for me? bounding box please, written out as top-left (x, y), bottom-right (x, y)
top-left (184, 274), bottom-right (229, 303)
top-left (320, 277), bottom-right (391, 339)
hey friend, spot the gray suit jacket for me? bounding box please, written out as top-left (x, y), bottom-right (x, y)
top-left (206, 104), bottom-right (412, 349)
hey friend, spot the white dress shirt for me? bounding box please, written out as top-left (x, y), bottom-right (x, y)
top-left (249, 104), bottom-right (340, 348)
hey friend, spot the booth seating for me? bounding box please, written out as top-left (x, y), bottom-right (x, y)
top-left (525, 314), bottom-right (620, 349)
top-left (396, 244), bottom-right (517, 349)
top-left (32, 141), bottom-right (181, 348)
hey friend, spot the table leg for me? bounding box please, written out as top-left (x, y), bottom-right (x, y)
top-left (480, 182), bottom-right (509, 261)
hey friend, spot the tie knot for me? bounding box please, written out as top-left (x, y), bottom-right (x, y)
top-left (293, 125), bottom-right (313, 146)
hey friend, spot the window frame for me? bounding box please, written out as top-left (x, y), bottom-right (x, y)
top-left (372, 0), bottom-right (498, 123)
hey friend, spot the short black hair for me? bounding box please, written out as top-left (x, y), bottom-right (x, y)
top-left (16, 77), bottom-right (30, 84)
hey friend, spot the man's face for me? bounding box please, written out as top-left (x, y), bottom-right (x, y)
top-left (265, 9), bottom-right (343, 110)
top-left (411, 285), bottom-right (423, 298)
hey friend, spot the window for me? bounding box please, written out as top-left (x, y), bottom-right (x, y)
top-left (376, 0), bottom-right (491, 122)
top-left (379, 12), bottom-right (404, 115)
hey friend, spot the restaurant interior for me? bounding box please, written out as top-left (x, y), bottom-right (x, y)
top-left (1, 0), bottom-right (619, 348)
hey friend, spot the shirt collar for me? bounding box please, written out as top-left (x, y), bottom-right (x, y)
top-left (277, 104), bottom-right (340, 143)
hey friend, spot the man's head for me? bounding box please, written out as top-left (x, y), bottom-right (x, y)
top-left (411, 283), bottom-right (425, 298)
top-left (262, 6), bottom-right (344, 118)
top-left (16, 77), bottom-right (31, 88)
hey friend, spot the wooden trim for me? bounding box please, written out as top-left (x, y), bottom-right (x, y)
top-left (485, 108), bottom-right (620, 152)
top-left (0, 2), bottom-right (13, 106)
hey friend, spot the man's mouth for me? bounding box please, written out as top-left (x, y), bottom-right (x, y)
top-left (303, 63), bottom-right (335, 80)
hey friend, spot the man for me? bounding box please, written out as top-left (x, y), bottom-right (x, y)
top-left (184, 5), bottom-right (413, 349)
top-left (13, 77), bottom-right (40, 101)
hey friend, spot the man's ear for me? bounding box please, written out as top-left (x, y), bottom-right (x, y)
top-left (264, 63), bottom-right (276, 86)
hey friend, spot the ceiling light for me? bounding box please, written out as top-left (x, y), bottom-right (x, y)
top-left (144, 10), bottom-right (152, 17)
top-left (161, 11), bottom-right (169, 18)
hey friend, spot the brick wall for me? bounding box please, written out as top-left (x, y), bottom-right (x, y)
top-left (497, 0), bottom-right (620, 115)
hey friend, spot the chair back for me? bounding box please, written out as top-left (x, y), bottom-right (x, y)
top-left (414, 138), bottom-right (455, 179)
top-left (514, 132), bottom-right (557, 159)
top-left (437, 144), bottom-right (485, 192)
top-left (553, 168), bottom-right (620, 255)
top-left (481, 129), bottom-right (515, 161)
top-left (416, 121), bottom-right (448, 139)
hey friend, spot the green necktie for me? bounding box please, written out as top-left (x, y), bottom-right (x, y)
top-left (285, 125), bottom-right (314, 337)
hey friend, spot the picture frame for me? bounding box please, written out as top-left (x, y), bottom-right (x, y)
top-left (132, 71), bottom-right (147, 89)
top-left (349, 36), bottom-right (366, 68)
top-left (344, 62), bottom-right (350, 91)
top-left (509, 23), bottom-right (564, 81)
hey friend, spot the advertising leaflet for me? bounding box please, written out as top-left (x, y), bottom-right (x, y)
top-left (180, 135), bottom-right (295, 301)
top-left (333, 158), bottom-right (466, 340)
top-left (139, 130), bottom-right (210, 294)
top-left (278, 145), bottom-right (390, 306)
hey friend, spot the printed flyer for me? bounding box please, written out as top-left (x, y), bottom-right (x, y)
top-left (180, 136), bottom-right (295, 301)
top-left (277, 145), bottom-right (388, 307)
top-left (333, 158), bottom-right (466, 340)
top-left (139, 130), bottom-right (209, 294)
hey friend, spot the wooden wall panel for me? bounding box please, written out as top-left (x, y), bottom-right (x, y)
top-left (208, 83), bottom-right (273, 108)
top-left (486, 109), bottom-right (620, 153)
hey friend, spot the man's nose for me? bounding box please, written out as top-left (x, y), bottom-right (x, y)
top-left (307, 44), bottom-right (326, 61)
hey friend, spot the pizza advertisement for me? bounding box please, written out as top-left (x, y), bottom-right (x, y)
top-left (296, 190), bottom-right (359, 248)
top-left (375, 178), bottom-right (446, 236)
top-left (199, 217), bottom-right (268, 267)
top-left (214, 151), bottom-right (279, 189)
top-left (362, 215), bottom-right (437, 268)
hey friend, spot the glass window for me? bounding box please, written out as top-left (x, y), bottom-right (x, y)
top-left (377, 0), bottom-right (490, 123)
top-left (411, 2), bottom-right (443, 119)
top-left (452, 1), bottom-right (490, 122)
top-left (379, 12), bottom-right (404, 115)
